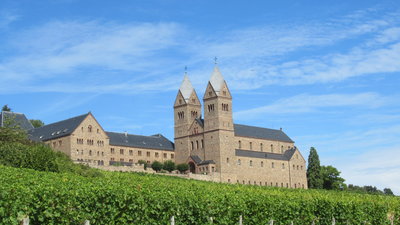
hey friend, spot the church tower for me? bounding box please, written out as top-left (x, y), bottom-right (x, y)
top-left (203, 65), bottom-right (236, 179)
top-left (174, 74), bottom-right (201, 164)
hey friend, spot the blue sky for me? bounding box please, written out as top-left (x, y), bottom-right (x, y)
top-left (1, 0), bottom-right (400, 193)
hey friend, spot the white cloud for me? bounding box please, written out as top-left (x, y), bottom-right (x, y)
top-left (234, 92), bottom-right (392, 120)
top-left (0, 11), bottom-right (19, 28)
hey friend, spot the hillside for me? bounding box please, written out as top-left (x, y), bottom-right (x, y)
top-left (0, 166), bottom-right (399, 225)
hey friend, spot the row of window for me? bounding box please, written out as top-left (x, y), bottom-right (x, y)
top-left (110, 148), bottom-right (174, 159)
top-left (233, 158), bottom-right (303, 170)
top-left (191, 139), bottom-right (204, 150)
top-left (76, 159), bottom-right (105, 165)
top-left (177, 111), bottom-right (185, 119)
top-left (199, 166), bottom-right (216, 173)
top-left (52, 140), bottom-right (62, 148)
top-left (76, 149), bottom-right (105, 157)
top-left (207, 104), bottom-right (215, 112)
top-left (221, 103), bottom-right (229, 111)
top-left (81, 125), bottom-right (101, 134)
top-left (238, 140), bottom-right (290, 153)
top-left (227, 180), bottom-right (305, 189)
top-left (190, 111), bottom-right (198, 118)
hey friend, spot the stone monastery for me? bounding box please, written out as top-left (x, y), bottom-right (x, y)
top-left (1, 65), bottom-right (307, 189)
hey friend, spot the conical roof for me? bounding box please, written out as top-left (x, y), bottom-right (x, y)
top-left (209, 66), bottom-right (225, 93)
top-left (179, 75), bottom-right (194, 102)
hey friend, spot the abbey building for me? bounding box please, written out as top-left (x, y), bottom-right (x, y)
top-left (174, 66), bottom-right (307, 188)
top-left (7, 65), bottom-right (307, 189)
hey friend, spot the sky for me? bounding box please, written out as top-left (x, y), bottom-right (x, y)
top-left (1, 0), bottom-right (400, 194)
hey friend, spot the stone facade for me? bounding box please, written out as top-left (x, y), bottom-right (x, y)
top-left (27, 65), bottom-right (307, 189)
top-left (174, 66), bottom-right (308, 189)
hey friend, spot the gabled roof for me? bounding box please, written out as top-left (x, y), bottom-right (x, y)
top-left (209, 66), bottom-right (225, 93)
top-left (179, 75), bottom-right (194, 102)
top-left (234, 124), bottom-right (294, 143)
top-left (190, 155), bottom-right (202, 164)
top-left (107, 132), bottom-right (174, 151)
top-left (28, 113), bottom-right (89, 142)
top-left (198, 160), bottom-right (216, 166)
top-left (235, 148), bottom-right (297, 161)
top-left (195, 118), bottom-right (204, 128)
top-left (0, 111), bottom-right (34, 131)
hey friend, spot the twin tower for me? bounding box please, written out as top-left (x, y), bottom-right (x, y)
top-left (173, 65), bottom-right (236, 175)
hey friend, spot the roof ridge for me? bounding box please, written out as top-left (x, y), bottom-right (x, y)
top-left (33, 113), bottom-right (89, 130)
top-left (234, 123), bottom-right (282, 131)
top-left (106, 131), bottom-right (163, 139)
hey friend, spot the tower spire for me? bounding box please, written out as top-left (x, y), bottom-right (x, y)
top-left (179, 71), bottom-right (194, 102)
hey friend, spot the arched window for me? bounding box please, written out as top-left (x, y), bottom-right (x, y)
top-left (88, 125), bottom-right (92, 132)
top-left (261, 161), bottom-right (264, 167)
top-left (89, 150), bottom-right (92, 156)
top-left (201, 139), bottom-right (204, 148)
top-left (238, 140), bottom-right (242, 149)
top-left (260, 143), bottom-right (263, 151)
top-left (281, 145), bottom-right (283, 153)
top-left (196, 140), bottom-right (199, 149)
top-left (249, 160), bottom-right (253, 166)
top-left (191, 141), bottom-right (194, 150)
top-left (249, 142), bottom-right (252, 150)
top-left (272, 162), bottom-right (275, 168)
top-left (271, 144), bottom-right (274, 152)
top-left (237, 159), bottom-right (241, 165)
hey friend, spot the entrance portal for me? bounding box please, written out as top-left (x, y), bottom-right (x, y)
top-left (189, 162), bottom-right (196, 173)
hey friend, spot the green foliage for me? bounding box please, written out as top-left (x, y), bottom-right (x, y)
top-left (163, 160), bottom-right (176, 172)
top-left (177, 163), bottom-right (189, 173)
top-left (0, 165), bottom-right (399, 225)
top-left (385, 188), bottom-right (395, 196)
top-left (2, 104), bottom-right (11, 111)
top-left (138, 160), bottom-right (148, 169)
top-left (29, 119), bottom-right (44, 128)
top-left (151, 161), bottom-right (163, 172)
top-left (307, 147), bottom-right (323, 189)
top-left (320, 165), bottom-right (346, 190)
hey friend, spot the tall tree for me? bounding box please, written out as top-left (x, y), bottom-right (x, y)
top-left (30, 119), bottom-right (45, 128)
top-left (383, 188), bottom-right (394, 196)
top-left (2, 105), bottom-right (11, 112)
top-left (320, 165), bottom-right (346, 190)
top-left (307, 147), bottom-right (323, 189)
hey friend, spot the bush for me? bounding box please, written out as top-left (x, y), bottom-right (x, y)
top-left (163, 160), bottom-right (176, 172)
top-left (151, 161), bottom-right (163, 172)
top-left (177, 163), bottom-right (189, 173)
top-left (138, 160), bottom-right (148, 170)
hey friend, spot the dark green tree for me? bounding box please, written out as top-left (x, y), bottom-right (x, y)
top-left (383, 188), bottom-right (394, 195)
top-left (29, 119), bottom-right (45, 128)
top-left (307, 147), bottom-right (323, 189)
top-left (151, 161), bottom-right (163, 172)
top-left (138, 160), bottom-right (148, 170)
top-left (163, 160), bottom-right (176, 172)
top-left (1, 104), bottom-right (11, 112)
top-left (320, 165), bottom-right (346, 190)
top-left (177, 163), bottom-right (189, 174)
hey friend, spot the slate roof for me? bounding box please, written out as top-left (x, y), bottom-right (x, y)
top-left (0, 111), bottom-right (34, 131)
top-left (235, 148), bottom-right (296, 161)
top-left (28, 113), bottom-right (89, 142)
top-left (195, 118), bottom-right (204, 127)
top-left (190, 155), bottom-right (202, 164)
top-left (106, 132), bottom-right (174, 151)
top-left (234, 124), bottom-right (294, 143)
top-left (198, 160), bottom-right (216, 166)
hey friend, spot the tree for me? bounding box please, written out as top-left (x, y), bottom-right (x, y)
top-left (138, 160), bottom-right (148, 170)
top-left (177, 163), bottom-right (189, 174)
top-left (151, 161), bottom-right (163, 172)
top-left (2, 104), bottom-right (11, 112)
top-left (29, 119), bottom-right (45, 128)
top-left (163, 160), bottom-right (176, 172)
top-left (307, 147), bottom-right (323, 189)
top-left (383, 188), bottom-right (394, 196)
top-left (320, 165), bottom-right (345, 190)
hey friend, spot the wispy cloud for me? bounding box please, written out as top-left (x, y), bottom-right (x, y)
top-left (234, 92), bottom-right (393, 120)
top-left (0, 11), bottom-right (19, 28)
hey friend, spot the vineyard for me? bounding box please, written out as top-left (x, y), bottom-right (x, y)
top-left (0, 165), bottom-right (399, 225)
